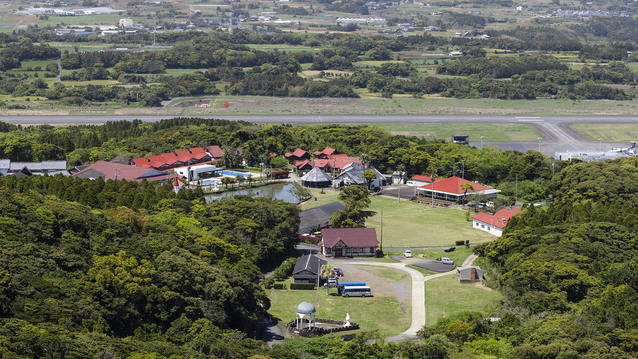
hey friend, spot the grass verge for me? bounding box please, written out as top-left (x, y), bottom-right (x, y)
top-left (570, 123), bottom-right (638, 143)
top-left (425, 273), bottom-right (501, 326)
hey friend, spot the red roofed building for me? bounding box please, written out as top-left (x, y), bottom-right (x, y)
top-left (472, 208), bottom-right (520, 236)
top-left (74, 161), bottom-right (180, 183)
top-left (315, 155), bottom-right (362, 174)
top-left (294, 159), bottom-right (314, 171)
top-left (188, 147), bottom-right (212, 163)
top-left (417, 176), bottom-right (500, 202)
top-left (313, 147), bottom-right (337, 159)
top-left (284, 148), bottom-right (310, 163)
top-left (321, 228), bottom-right (378, 257)
top-left (206, 145), bottom-right (224, 159)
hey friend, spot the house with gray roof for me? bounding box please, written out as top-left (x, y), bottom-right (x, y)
top-left (299, 201), bottom-right (345, 234)
top-left (301, 166), bottom-right (333, 188)
top-left (332, 163), bottom-right (385, 190)
top-left (293, 254), bottom-right (328, 284)
top-left (0, 160), bottom-right (69, 177)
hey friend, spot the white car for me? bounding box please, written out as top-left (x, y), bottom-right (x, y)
top-left (404, 250), bottom-right (412, 258)
top-left (441, 257), bottom-right (453, 265)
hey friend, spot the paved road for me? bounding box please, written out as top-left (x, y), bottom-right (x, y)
top-left (328, 253), bottom-right (478, 342)
top-left (1, 114), bottom-right (635, 156)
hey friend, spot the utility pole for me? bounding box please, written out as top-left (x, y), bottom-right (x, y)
top-left (431, 177), bottom-right (435, 208)
top-left (515, 175), bottom-right (518, 200)
top-left (552, 163), bottom-right (555, 177)
top-left (380, 206), bottom-right (383, 252)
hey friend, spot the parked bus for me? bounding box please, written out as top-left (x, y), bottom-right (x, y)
top-left (341, 286), bottom-right (372, 297)
top-left (337, 282), bottom-right (366, 294)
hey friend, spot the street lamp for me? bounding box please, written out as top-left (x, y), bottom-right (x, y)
top-left (599, 138), bottom-right (602, 152)
top-left (480, 136), bottom-right (484, 149)
top-left (538, 137), bottom-right (542, 152)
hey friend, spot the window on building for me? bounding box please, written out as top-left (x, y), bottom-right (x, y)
top-left (326, 248), bottom-right (331, 254)
top-left (481, 224), bottom-right (484, 229)
top-left (346, 248), bottom-right (351, 253)
top-left (370, 247), bottom-right (375, 252)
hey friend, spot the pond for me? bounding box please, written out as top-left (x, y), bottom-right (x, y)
top-left (204, 182), bottom-right (299, 203)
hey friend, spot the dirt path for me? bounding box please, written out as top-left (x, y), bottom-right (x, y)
top-left (329, 254), bottom-right (478, 341)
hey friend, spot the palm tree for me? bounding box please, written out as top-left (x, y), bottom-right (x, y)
top-left (247, 174), bottom-right (254, 187)
top-left (236, 174), bottom-right (245, 187)
top-left (320, 263), bottom-right (335, 295)
top-left (220, 176), bottom-right (230, 189)
top-left (360, 152), bottom-right (370, 168)
top-left (460, 183), bottom-right (474, 205)
top-left (221, 146), bottom-right (235, 169)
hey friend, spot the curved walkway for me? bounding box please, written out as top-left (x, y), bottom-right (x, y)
top-left (328, 254), bottom-right (478, 341)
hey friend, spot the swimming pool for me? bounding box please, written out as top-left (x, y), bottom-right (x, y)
top-left (201, 179), bottom-right (221, 185)
top-left (220, 170), bottom-right (252, 177)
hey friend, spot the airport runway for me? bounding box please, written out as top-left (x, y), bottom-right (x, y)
top-left (2, 114), bottom-right (636, 156)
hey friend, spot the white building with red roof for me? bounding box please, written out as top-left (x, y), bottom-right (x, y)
top-left (472, 208), bottom-right (520, 236)
top-left (417, 176), bottom-right (500, 202)
top-left (320, 228), bottom-right (378, 257)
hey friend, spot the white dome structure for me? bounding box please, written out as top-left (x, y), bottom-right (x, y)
top-left (296, 301), bottom-right (317, 329)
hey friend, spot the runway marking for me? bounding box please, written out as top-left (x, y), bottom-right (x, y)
top-left (517, 119), bottom-right (544, 122)
top-left (515, 117), bottom-right (541, 118)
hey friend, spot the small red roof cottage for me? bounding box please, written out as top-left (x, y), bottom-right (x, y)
top-left (321, 228), bottom-right (378, 257)
top-left (472, 208), bottom-right (520, 236)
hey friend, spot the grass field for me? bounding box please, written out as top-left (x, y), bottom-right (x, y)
top-left (570, 123), bottom-right (638, 143)
top-left (366, 203), bottom-right (493, 248)
top-left (269, 266), bottom-right (411, 337)
top-left (186, 96), bottom-right (638, 116)
top-left (302, 189), bottom-right (493, 248)
top-left (369, 123), bottom-right (544, 142)
top-left (425, 274), bottom-right (501, 326)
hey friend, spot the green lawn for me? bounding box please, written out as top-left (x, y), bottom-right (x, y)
top-left (570, 123), bottom-right (638, 143)
top-left (367, 122), bottom-right (544, 142)
top-left (302, 190), bottom-right (493, 248)
top-left (425, 274), bottom-right (501, 326)
top-left (366, 202), bottom-right (493, 248)
top-left (269, 266), bottom-right (411, 337)
top-left (301, 189), bottom-right (342, 210)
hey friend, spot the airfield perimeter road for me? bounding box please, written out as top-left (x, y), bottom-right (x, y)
top-left (2, 114), bottom-right (636, 156)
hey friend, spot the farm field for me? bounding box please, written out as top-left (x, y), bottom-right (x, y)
top-left (425, 273), bottom-right (501, 326)
top-left (269, 265), bottom-right (411, 338)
